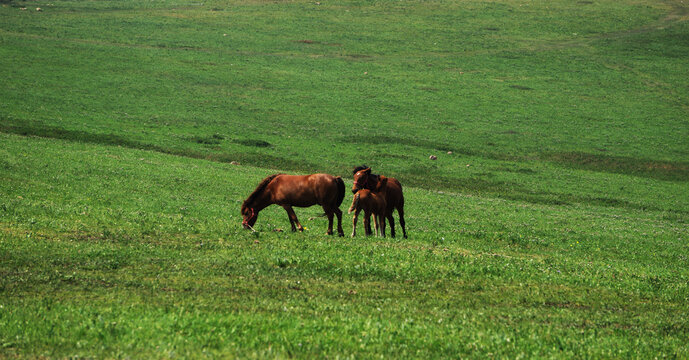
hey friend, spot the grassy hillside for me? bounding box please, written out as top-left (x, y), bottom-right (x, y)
top-left (1, 0), bottom-right (688, 357)
top-left (2, 133), bottom-right (687, 358)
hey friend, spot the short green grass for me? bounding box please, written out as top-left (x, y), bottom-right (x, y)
top-left (1, 0), bottom-right (688, 358)
top-left (2, 133), bottom-right (688, 358)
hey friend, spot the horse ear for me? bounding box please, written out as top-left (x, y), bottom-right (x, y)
top-left (364, 167), bottom-right (371, 175)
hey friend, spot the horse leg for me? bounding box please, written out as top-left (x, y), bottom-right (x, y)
top-left (282, 205), bottom-right (303, 232)
top-left (376, 214), bottom-right (381, 237)
top-left (282, 205), bottom-right (296, 231)
top-left (385, 202), bottom-right (396, 237)
top-left (387, 212), bottom-right (396, 238)
top-left (334, 207), bottom-right (344, 237)
top-left (351, 208), bottom-right (360, 238)
top-left (363, 211), bottom-right (371, 236)
top-left (379, 215), bottom-right (385, 237)
top-left (397, 205), bottom-right (407, 239)
top-left (322, 206), bottom-right (334, 235)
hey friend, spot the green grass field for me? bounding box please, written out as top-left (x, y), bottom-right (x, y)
top-left (1, 0), bottom-right (688, 357)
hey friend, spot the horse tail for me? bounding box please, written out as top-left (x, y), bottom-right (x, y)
top-left (348, 192), bottom-right (360, 214)
top-left (335, 176), bottom-right (345, 208)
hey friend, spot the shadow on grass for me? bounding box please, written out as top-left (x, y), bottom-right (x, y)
top-left (0, 118), bottom-right (314, 172)
top-left (2, 118), bottom-right (686, 214)
top-left (347, 132), bottom-right (689, 183)
top-left (545, 152), bottom-right (689, 182)
top-left (339, 134), bottom-right (474, 156)
top-left (188, 134), bottom-right (272, 148)
top-left (399, 171), bottom-right (687, 215)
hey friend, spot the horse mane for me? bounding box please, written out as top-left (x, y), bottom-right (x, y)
top-left (352, 165), bottom-right (369, 175)
top-left (242, 174), bottom-right (283, 210)
top-left (353, 165), bottom-right (380, 177)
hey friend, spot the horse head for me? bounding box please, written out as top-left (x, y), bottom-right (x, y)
top-left (240, 174), bottom-right (283, 230)
top-left (352, 167), bottom-right (372, 194)
top-left (241, 203), bottom-right (258, 229)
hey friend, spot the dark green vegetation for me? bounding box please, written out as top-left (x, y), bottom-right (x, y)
top-left (1, 0), bottom-right (688, 357)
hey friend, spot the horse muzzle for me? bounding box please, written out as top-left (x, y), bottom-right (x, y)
top-left (242, 208), bottom-right (257, 229)
top-left (242, 217), bottom-right (256, 229)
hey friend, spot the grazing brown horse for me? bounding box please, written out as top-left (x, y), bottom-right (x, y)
top-left (241, 173), bottom-right (345, 236)
top-left (348, 177), bottom-right (388, 237)
top-left (352, 166), bottom-right (407, 238)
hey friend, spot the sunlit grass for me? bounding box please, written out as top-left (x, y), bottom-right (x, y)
top-left (1, 0), bottom-right (688, 357)
top-left (2, 133), bottom-right (687, 357)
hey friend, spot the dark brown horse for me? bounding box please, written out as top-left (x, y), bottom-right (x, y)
top-left (241, 173), bottom-right (345, 236)
top-left (352, 166), bottom-right (407, 238)
top-left (348, 177), bottom-right (388, 237)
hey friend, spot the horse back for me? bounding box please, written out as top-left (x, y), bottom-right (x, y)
top-left (380, 176), bottom-right (403, 209)
top-left (356, 189), bottom-right (386, 214)
top-left (270, 174), bottom-right (341, 207)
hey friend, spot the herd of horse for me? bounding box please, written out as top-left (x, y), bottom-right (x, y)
top-left (241, 166), bottom-right (407, 238)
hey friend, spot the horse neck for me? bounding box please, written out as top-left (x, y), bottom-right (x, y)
top-left (246, 190), bottom-right (272, 212)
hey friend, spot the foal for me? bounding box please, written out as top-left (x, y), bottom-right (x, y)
top-left (348, 178), bottom-right (388, 237)
top-left (352, 166), bottom-right (406, 238)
